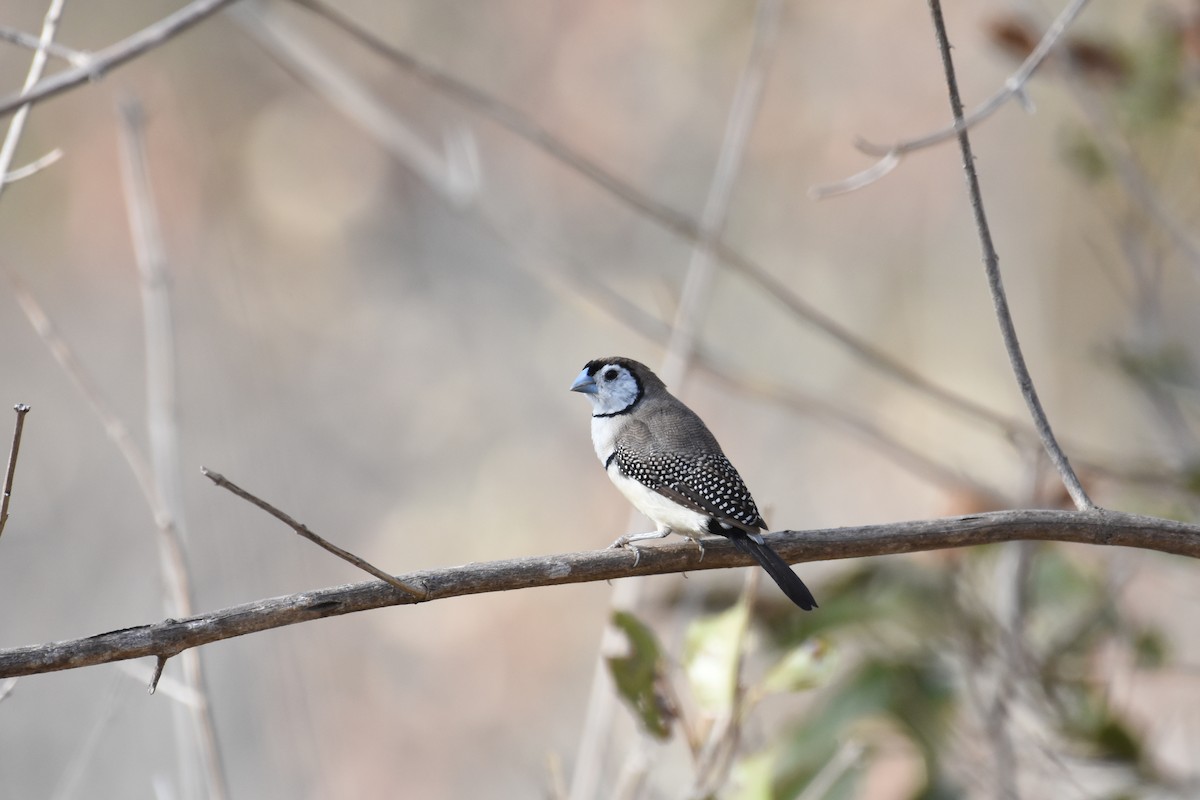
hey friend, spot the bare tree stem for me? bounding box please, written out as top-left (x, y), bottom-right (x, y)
top-left (117, 98), bottom-right (229, 800)
top-left (927, 0), bottom-right (1096, 512)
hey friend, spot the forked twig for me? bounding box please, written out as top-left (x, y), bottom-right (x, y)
top-left (810, 0), bottom-right (1092, 199)
top-left (201, 468), bottom-right (427, 599)
top-left (927, 0), bottom-right (1095, 511)
top-left (2, 148), bottom-right (62, 184)
top-left (0, 25), bottom-right (90, 66)
top-left (0, 0), bottom-right (66, 197)
top-left (0, 0), bottom-right (244, 118)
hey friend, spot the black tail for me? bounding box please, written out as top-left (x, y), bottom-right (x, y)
top-left (729, 534), bottom-right (818, 610)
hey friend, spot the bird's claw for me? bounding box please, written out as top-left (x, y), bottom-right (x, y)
top-left (607, 536), bottom-right (643, 567)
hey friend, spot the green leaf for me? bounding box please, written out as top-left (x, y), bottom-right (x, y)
top-left (760, 638), bottom-right (836, 696)
top-left (684, 598), bottom-right (751, 715)
top-left (1131, 627), bottom-right (1168, 669)
top-left (1093, 717), bottom-right (1142, 763)
top-left (1061, 128), bottom-right (1110, 182)
top-left (727, 749), bottom-right (775, 800)
top-left (607, 611), bottom-right (673, 740)
top-left (1057, 684), bottom-right (1144, 765)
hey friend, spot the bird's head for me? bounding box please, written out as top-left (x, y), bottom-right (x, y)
top-left (570, 357), bottom-right (658, 417)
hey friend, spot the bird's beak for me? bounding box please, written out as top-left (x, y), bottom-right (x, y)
top-left (570, 368), bottom-right (598, 394)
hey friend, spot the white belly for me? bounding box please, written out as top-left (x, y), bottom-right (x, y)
top-left (607, 462), bottom-right (709, 535)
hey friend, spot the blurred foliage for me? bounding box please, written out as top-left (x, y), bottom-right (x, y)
top-left (1117, 18), bottom-right (1186, 129)
top-left (608, 537), bottom-right (1175, 798)
top-left (608, 611), bottom-right (676, 741)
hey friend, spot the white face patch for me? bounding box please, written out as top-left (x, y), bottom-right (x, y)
top-left (585, 364), bottom-right (641, 416)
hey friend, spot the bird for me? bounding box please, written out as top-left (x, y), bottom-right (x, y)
top-left (570, 357), bottom-right (817, 610)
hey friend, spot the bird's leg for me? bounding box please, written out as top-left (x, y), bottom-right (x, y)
top-left (608, 528), bottom-right (672, 567)
top-left (608, 529), bottom-right (672, 548)
top-left (681, 533), bottom-right (706, 561)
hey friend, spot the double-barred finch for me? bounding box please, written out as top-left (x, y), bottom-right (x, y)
top-left (571, 357), bottom-right (817, 611)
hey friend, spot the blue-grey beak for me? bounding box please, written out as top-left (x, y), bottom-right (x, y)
top-left (570, 368), bottom-right (598, 394)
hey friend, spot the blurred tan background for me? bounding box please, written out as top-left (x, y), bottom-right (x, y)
top-left (2, 0), bottom-right (1200, 797)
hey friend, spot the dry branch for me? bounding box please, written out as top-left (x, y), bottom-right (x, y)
top-left (0, 404), bottom-right (31, 539)
top-left (203, 468), bottom-right (426, 598)
top-left (0, 509), bottom-right (1196, 679)
top-left (0, 0), bottom-right (242, 118)
top-left (810, 0), bottom-right (1092, 198)
top-left (927, 0), bottom-right (1095, 511)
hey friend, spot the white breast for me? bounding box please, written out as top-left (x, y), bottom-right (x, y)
top-left (589, 414), bottom-right (623, 463)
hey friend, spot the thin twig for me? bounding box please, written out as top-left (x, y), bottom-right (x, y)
top-left (1, 508), bottom-right (1195, 679)
top-left (6, 274), bottom-right (162, 511)
top-left (288, 0), bottom-right (1030, 446)
top-left (117, 98), bottom-right (229, 800)
top-left (231, 0), bottom-right (479, 205)
top-left (810, 0), bottom-right (1092, 199)
top-left (201, 468), bottom-right (427, 598)
top-left (49, 675), bottom-right (122, 800)
top-left (3, 148), bottom-right (62, 184)
top-left (0, 25), bottom-right (90, 66)
top-left (660, 0), bottom-right (782, 389)
top-left (0, 404), bottom-right (31, 540)
top-left (795, 739), bottom-right (866, 800)
top-left (0, 0), bottom-right (244, 118)
top-left (927, 0), bottom-right (1095, 512)
top-left (0, 0), bottom-right (66, 198)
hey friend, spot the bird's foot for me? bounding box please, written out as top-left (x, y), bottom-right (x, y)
top-left (607, 537), bottom-right (646, 566)
top-left (683, 535), bottom-right (706, 561)
top-left (608, 529), bottom-right (671, 567)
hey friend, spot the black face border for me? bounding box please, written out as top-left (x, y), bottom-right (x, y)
top-left (585, 358), bottom-right (644, 418)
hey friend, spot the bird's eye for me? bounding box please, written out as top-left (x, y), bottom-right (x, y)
top-left (603, 368), bottom-right (619, 381)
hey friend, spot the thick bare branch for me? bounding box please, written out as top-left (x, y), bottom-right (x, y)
top-left (0, 509), bottom-right (1196, 679)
